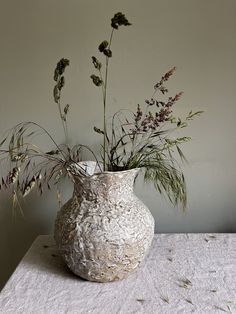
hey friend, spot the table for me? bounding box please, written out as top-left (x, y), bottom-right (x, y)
top-left (0, 234), bottom-right (236, 313)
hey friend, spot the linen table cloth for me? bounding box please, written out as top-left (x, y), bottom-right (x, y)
top-left (0, 234), bottom-right (235, 313)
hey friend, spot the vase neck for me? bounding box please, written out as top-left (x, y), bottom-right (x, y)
top-left (73, 169), bottom-right (139, 201)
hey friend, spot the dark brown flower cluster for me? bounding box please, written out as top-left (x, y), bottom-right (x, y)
top-left (92, 56), bottom-right (102, 70)
top-left (90, 74), bottom-right (103, 86)
top-left (53, 58), bottom-right (70, 104)
top-left (54, 58), bottom-right (70, 82)
top-left (111, 12), bottom-right (131, 29)
top-left (98, 41), bottom-right (112, 58)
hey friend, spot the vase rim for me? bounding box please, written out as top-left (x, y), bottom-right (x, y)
top-left (70, 161), bottom-right (140, 178)
top-left (82, 168), bottom-right (140, 179)
top-left (93, 167), bottom-right (140, 176)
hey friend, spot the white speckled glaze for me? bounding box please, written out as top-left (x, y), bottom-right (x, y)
top-left (54, 162), bottom-right (155, 282)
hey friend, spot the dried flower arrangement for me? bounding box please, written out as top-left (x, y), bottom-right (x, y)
top-left (0, 12), bottom-right (202, 212)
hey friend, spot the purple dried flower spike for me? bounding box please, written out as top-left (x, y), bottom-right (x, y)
top-left (154, 66), bottom-right (177, 94)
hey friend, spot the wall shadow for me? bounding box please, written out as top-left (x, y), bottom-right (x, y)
top-left (0, 191), bottom-right (60, 291)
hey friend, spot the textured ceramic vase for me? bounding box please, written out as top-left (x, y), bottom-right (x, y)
top-left (54, 162), bottom-right (155, 282)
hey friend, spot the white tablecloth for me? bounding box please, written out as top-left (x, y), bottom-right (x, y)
top-left (0, 234), bottom-right (236, 313)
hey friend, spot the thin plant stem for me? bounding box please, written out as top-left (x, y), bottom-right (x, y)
top-left (57, 99), bottom-right (68, 144)
top-left (103, 28), bottom-right (114, 171)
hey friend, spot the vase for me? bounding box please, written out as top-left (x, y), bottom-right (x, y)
top-left (54, 161), bottom-right (155, 282)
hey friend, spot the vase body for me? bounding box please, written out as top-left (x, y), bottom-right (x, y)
top-left (54, 163), bottom-right (155, 282)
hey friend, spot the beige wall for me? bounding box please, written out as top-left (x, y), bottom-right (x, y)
top-left (0, 0), bottom-right (236, 289)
